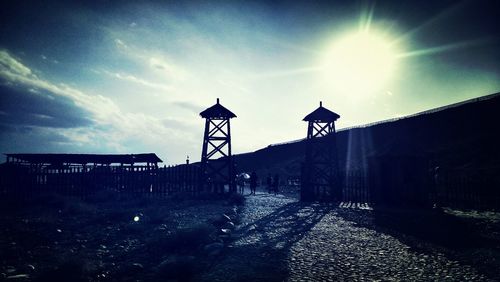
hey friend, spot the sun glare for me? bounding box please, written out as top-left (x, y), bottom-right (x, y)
top-left (322, 31), bottom-right (398, 95)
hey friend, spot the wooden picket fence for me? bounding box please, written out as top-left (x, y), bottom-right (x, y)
top-left (342, 170), bottom-right (370, 203)
top-left (298, 170), bottom-right (370, 203)
top-left (433, 169), bottom-right (500, 210)
top-left (0, 164), bottom-right (202, 199)
top-left (1, 163), bottom-right (498, 209)
top-left (339, 169), bottom-right (500, 209)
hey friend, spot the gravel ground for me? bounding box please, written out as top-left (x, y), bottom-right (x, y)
top-left (200, 187), bottom-right (500, 281)
top-left (2, 188), bottom-right (498, 281)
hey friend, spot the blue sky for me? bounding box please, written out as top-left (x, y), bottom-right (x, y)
top-left (0, 1), bottom-right (499, 164)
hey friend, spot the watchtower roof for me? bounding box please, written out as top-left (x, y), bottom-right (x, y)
top-left (200, 98), bottom-right (236, 119)
top-left (303, 101), bottom-right (340, 122)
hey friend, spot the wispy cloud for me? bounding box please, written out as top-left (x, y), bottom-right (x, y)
top-left (102, 69), bottom-right (174, 92)
top-left (0, 50), bottom-right (32, 77)
top-left (148, 56), bottom-right (187, 81)
top-left (171, 101), bottom-right (203, 113)
top-left (0, 50), bottom-right (120, 123)
top-left (40, 54), bottom-right (59, 64)
top-left (114, 38), bottom-right (127, 49)
top-left (0, 49), bottom-right (197, 161)
top-left (113, 38), bottom-right (188, 81)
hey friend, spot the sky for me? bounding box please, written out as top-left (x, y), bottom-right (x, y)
top-left (0, 0), bottom-right (499, 165)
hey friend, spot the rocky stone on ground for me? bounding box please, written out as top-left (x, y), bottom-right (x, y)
top-left (221, 221), bottom-right (235, 230)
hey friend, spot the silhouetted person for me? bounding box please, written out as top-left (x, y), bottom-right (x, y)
top-left (272, 174), bottom-right (280, 195)
top-left (250, 171), bottom-right (258, 195)
top-left (236, 174), bottom-right (245, 194)
top-left (266, 174), bottom-right (273, 194)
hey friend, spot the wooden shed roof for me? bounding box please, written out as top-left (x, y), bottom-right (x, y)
top-left (303, 102), bottom-right (340, 122)
top-left (200, 98), bottom-right (236, 119)
top-left (5, 153), bottom-right (162, 165)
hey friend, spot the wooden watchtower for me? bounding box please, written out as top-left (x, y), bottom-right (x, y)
top-left (200, 98), bottom-right (237, 193)
top-left (301, 101), bottom-right (341, 201)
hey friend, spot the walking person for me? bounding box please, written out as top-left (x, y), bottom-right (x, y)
top-left (250, 171), bottom-right (258, 195)
top-left (236, 174), bottom-right (245, 194)
top-left (273, 173), bottom-right (280, 195)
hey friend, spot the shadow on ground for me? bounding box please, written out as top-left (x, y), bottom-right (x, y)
top-left (200, 199), bottom-right (333, 281)
top-left (336, 206), bottom-right (500, 280)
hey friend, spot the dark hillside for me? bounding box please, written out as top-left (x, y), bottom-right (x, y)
top-left (234, 92), bottom-right (500, 177)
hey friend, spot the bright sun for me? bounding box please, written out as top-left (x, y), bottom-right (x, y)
top-left (322, 31), bottom-right (398, 95)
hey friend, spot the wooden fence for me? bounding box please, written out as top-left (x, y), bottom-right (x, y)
top-left (1, 164), bottom-right (498, 209)
top-left (0, 164), bottom-right (202, 199)
top-left (434, 169), bottom-right (500, 210)
top-left (296, 170), bottom-right (370, 203)
top-left (342, 170), bottom-right (370, 203)
top-left (340, 168), bottom-right (500, 209)
top-left (299, 169), bottom-right (499, 209)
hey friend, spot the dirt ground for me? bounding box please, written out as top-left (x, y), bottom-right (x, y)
top-left (1, 186), bottom-right (499, 281)
top-left (0, 191), bottom-right (241, 281)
